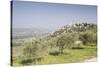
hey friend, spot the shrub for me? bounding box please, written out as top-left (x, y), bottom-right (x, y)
top-left (49, 47), bottom-right (60, 56)
top-left (79, 31), bottom-right (97, 45)
top-left (21, 40), bottom-right (48, 65)
top-left (72, 40), bottom-right (83, 49)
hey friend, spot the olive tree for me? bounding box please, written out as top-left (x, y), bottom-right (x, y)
top-left (79, 31), bottom-right (97, 45)
top-left (21, 39), bottom-right (48, 65)
top-left (56, 32), bottom-right (78, 54)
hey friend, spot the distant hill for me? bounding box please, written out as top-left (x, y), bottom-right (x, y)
top-left (49, 23), bottom-right (97, 37)
top-left (12, 23), bottom-right (96, 40)
top-left (12, 27), bottom-right (53, 40)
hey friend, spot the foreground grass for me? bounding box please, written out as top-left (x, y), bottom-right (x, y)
top-left (12, 46), bottom-right (97, 66)
top-left (39, 46), bottom-right (97, 64)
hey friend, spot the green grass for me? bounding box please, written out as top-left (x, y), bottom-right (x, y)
top-left (12, 45), bottom-right (97, 66)
top-left (39, 46), bottom-right (97, 64)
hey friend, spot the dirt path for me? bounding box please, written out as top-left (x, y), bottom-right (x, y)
top-left (82, 58), bottom-right (97, 62)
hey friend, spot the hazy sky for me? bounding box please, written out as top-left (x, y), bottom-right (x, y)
top-left (12, 1), bottom-right (97, 29)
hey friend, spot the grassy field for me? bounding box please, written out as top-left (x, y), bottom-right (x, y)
top-left (38, 46), bottom-right (97, 64)
top-left (12, 45), bottom-right (97, 66)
